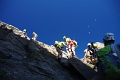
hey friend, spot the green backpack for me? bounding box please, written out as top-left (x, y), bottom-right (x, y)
top-left (97, 45), bottom-right (120, 79)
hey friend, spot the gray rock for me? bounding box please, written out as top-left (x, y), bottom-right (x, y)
top-left (0, 21), bottom-right (98, 80)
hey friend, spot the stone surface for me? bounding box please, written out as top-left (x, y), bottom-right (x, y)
top-left (0, 22), bottom-right (99, 80)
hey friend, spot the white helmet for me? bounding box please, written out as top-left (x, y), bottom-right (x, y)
top-left (103, 33), bottom-right (115, 41)
top-left (87, 43), bottom-right (91, 46)
top-left (23, 29), bottom-right (26, 32)
top-left (55, 41), bottom-right (59, 44)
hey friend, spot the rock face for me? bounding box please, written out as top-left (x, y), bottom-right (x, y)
top-left (0, 22), bottom-right (99, 80)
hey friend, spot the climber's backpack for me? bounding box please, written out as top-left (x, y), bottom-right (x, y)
top-left (74, 40), bottom-right (78, 47)
top-left (97, 45), bottom-right (120, 73)
top-left (72, 40), bottom-right (78, 48)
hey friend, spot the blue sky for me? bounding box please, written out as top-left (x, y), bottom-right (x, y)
top-left (0, 0), bottom-right (120, 58)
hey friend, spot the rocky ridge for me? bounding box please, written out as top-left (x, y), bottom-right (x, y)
top-left (0, 21), bottom-right (99, 80)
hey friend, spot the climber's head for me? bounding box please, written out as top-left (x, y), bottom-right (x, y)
top-left (103, 33), bottom-right (115, 46)
top-left (63, 36), bottom-right (66, 40)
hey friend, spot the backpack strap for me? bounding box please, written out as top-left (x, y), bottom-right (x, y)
top-left (91, 42), bottom-right (95, 48)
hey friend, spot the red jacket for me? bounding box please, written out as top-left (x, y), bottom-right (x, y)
top-left (69, 40), bottom-right (76, 48)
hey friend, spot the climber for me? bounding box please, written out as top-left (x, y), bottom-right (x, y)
top-left (83, 49), bottom-right (92, 64)
top-left (0, 23), bottom-right (7, 28)
top-left (32, 32), bottom-right (38, 41)
top-left (69, 39), bottom-right (78, 58)
top-left (63, 36), bottom-right (71, 54)
top-left (54, 41), bottom-right (65, 62)
top-left (97, 33), bottom-right (120, 80)
top-left (87, 42), bottom-right (98, 64)
top-left (23, 29), bottom-right (27, 38)
top-left (63, 36), bottom-right (78, 58)
top-left (63, 36), bottom-right (71, 45)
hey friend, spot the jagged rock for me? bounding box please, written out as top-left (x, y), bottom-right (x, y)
top-left (0, 21), bottom-right (98, 80)
top-left (69, 58), bottom-right (97, 80)
top-left (95, 42), bottom-right (104, 49)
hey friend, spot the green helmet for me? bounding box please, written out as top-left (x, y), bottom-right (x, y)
top-left (63, 36), bottom-right (66, 39)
